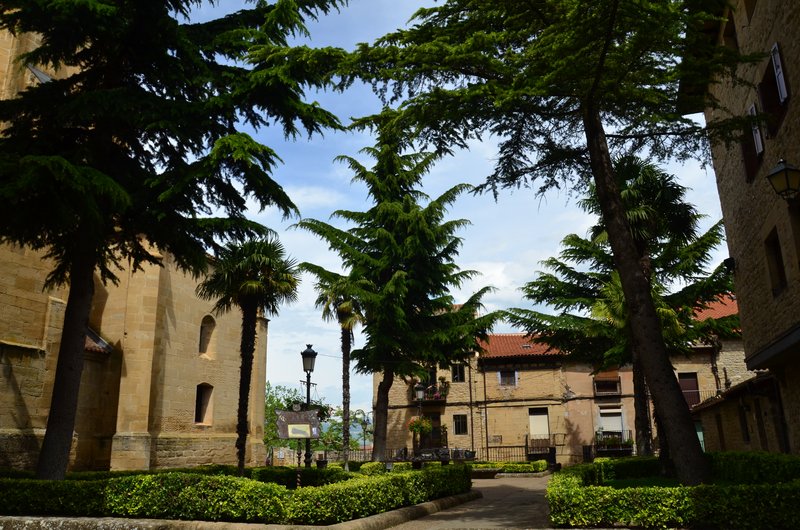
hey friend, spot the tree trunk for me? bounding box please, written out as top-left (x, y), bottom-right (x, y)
top-left (341, 328), bottom-right (351, 471)
top-left (371, 365), bottom-right (394, 461)
top-left (236, 303), bottom-right (257, 476)
top-left (632, 349), bottom-right (653, 456)
top-left (36, 254), bottom-right (96, 480)
top-left (582, 108), bottom-right (710, 485)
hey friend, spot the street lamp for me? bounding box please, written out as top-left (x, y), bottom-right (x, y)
top-left (767, 158), bottom-right (800, 201)
top-left (301, 344), bottom-right (317, 468)
top-left (414, 382), bottom-right (425, 417)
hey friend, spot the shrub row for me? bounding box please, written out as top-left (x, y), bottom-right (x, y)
top-left (0, 464), bottom-right (471, 524)
top-left (547, 471), bottom-right (800, 529)
top-left (0, 473), bottom-right (289, 522)
top-left (471, 461), bottom-right (548, 473)
top-left (288, 464), bottom-right (472, 525)
top-left (548, 453), bottom-right (800, 529)
top-left (708, 451), bottom-right (800, 484)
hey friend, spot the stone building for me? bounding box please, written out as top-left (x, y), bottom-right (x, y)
top-left (377, 298), bottom-right (748, 465)
top-left (697, 0), bottom-right (799, 453)
top-left (0, 244), bottom-right (268, 471)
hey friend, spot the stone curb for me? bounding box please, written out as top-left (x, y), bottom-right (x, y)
top-left (0, 491), bottom-right (482, 530)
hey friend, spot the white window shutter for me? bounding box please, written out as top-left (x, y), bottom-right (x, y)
top-left (749, 104), bottom-right (764, 155)
top-left (771, 43), bottom-right (788, 104)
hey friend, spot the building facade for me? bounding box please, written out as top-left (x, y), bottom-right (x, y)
top-left (702, 0), bottom-right (800, 453)
top-left (378, 299), bottom-right (748, 465)
top-left (0, 244), bottom-right (268, 471)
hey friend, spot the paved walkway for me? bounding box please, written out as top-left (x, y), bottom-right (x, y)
top-left (385, 474), bottom-right (552, 530)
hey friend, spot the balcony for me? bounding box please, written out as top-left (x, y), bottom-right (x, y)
top-left (594, 430), bottom-right (634, 457)
top-left (682, 389), bottom-right (719, 408)
top-left (408, 382), bottom-right (449, 403)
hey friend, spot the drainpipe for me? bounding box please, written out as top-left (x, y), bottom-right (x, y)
top-left (468, 357), bottom-right (475, 451)
top-left (483, 361), bottom-right (490, 459)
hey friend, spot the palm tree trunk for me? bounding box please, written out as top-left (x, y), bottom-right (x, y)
top-left (341, 328), bottom-right (351, 470)
top-left (36, 254), bottom-right (96, 480)
top-left (583, 108), bottom-right (709, 485)
top-left (372, 365), bottom-right (394, 461)
top-left (632, 349), bottom-right (653, 456)
top-left (236, 303), bottom-right (258, 476)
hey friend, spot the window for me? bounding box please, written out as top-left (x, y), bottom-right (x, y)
top-left (593, 369), bottom-right (621, 396)
top-left (529, 408), bottom-right (550, 446)
top-left (195, 383), bottom-right (213, 424)
top-left (598, 407), bottom-right (623, 438)
top-left (499, 370), bottom-right (516, 386)
top-left (742, 103), bottom-right (764, 181)
top-left (451, 364), bottom-right (466, 383)
top-left (715, 413), bottom-right (727, 451)
top-left (678, 372), bottom-right (700, 407)
top-left (759, 43), bottom-right (790, 137)
top-left (453, 414), bottom-right (468, 435)
top-left (765, 228), bottom-right (787, 296)
top-left (199, 315), bottom-right (216, 356)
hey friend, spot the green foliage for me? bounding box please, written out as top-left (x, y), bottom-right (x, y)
top-left (249, 466), bottom-right (355, 489)
top-left (286, 465), bottom-right (472, 525)
top-left (0, 465), bottom-right (472, 524)
top-left (548, 454), bottom-right (800, 529)
top-left (103, 473), bottom-right (288, 522)
top-left (359, 461), bottom-right (389, 476)
top-left (471, 461), bottom-right (548, 473)
top-left (0, 473), bottom-right (289, 522)
top-left (708, 451), bottom-right (800, 484)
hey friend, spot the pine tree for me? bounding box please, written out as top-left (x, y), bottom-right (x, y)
top-left (506, 157), bottom-right (736, 461)
top-left (0, 0), bottom-right (346, 479)
top-left (297, 113), bottom-right (498, 459)
top-left (349, 0), bottom-right (744, 484)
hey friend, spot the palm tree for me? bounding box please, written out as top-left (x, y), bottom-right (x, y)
top-left (301, 265), bottom-right (364, 471)
top-left (197, 237), bottom-right (300, 475)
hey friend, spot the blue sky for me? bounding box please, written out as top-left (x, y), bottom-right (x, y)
top-left (201, 1), bottom-right (727, 413)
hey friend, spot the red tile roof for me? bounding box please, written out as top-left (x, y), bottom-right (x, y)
top-left (478, 333), bottom-right (561, 359)
top-left (694, 295), bottom-right (738, 320)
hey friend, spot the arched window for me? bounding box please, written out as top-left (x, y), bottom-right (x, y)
top-left (195, 383), bottom-right (213, 424)
top-left (198, 315), bottom-right (215, 356)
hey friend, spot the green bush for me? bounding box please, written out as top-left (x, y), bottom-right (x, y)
top-left (249, 465), bottom-right (354, 488)
top-left (708, 451), bottom-right (800, 484)
top-left (0, 478), bottom-right (107, 516)
top-left (359, 461), bottom-right (389, 475)
top-left (471, 461), bottom-right (548, 473)
top-left (104, 473), bottom-right (288, 522)
top-left (0, 473), bottom-right (289, 523)
top-left (547, 454), bottom-right (800, 529)
top-left (287, 464), bottom-right (472, 525)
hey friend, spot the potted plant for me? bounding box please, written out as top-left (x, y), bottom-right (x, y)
top-left (407, 416), bottom-right (433, 435)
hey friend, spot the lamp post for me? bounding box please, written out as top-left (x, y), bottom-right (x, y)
top-left (767, 158), bottom-right (800, 201)
top-left (414, 382), bottom-right (425, 417)
top-left (301, 344), bottom-right (317, 468)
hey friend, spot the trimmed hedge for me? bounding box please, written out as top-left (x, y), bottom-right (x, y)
top-left (287, 464), bottom-right (472, 525)
top-left (0, 463), bottom-right (471, 524)
top-left (471, 461), bottom-right (548, 473)
top-left (0, 473), bottom-right (289, 523)
top-left (547, 453), bottom-right (800, 529)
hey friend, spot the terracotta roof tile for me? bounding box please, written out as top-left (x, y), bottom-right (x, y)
top-left (694, 295), bottom-right (738, 320)
top-left (478, 333), bottom-right (561, 359)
